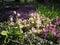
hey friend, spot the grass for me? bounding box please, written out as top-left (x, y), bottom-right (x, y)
top-left (36, 3), bottom-right (60, 19)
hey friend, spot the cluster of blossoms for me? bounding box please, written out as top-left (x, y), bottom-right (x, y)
top-left (9, 10), bottom-right (60, 43)
top-left (12, 12), bottom-right (50, 33)
top-left (16, 12), bottom-right (51, 33)
top-left (8, 6), bottom-right (60, 43)
top-left (0, 6), bottom-right (60, 44)
top-left (16, 12), bottom-right (60, 43)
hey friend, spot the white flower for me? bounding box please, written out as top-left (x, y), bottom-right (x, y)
top-left (13, 11), bottom-right (16, 14)
top-left (36, 20), bottom-right (41, 25)
top-left (10, 22), bottom-right (14, 25)
top-left (25, 24), bottom-right (30, 27)
top-left (10, 16), bottom-right (13, 22)
top-left (46, 24), bottom-right (49, 27)
top-left (29, 18), bottom-right (34, 23)
top-left (31, 21), bottom-right (34, 23)
top-left (31, 27), bottom-right (35, 30)
top-left (29, 30), bottom-right (32, 33)
top-left (30, 13), bottom-right (34, 16)
top-left (19, 24), bottom-right (24, 28)
top-left (37, 29), bottom-right (42, 34)
top-left (17, 19), bottom-right (21, 24)
top-left (29, 18), bottom-right (34, 21)
top-left (32, 30), bottom-right (37, 33)
top-left (31, 27), bottom-right (37, 33)
top-left (33, 16), bottom-right (36, 18)
top-left (23, 20), bottom-right (27, 23)
top-left (47, 18), bottom-right (51, 22)
top-left (17, 13), bottom-right (21, 17)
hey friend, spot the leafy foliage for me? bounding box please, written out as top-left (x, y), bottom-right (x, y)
top-left (0, 12), bottom-right (60, 45)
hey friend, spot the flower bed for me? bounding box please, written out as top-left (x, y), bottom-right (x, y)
top-left (0, 12), bottom-right (60, 45)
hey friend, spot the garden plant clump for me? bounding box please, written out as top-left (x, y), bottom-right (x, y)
top-left (0, 12), bottom-right (60, 45)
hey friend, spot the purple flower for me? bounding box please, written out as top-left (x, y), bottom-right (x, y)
top-left (49, 26), bottom-right (54, 31)
top-left (16, 6), bottom-right (35, 19)
top-left (52, 30), bottom-right (57, 36)
top-left (21, 14), bottom-right (28, 19)
top-left (42, 33), bottom-right (47, 38)
top-left (54, 16), bottom-right (60, 25)
top-left (55, 21), bottom-right (60, 25)
top-left (49, 26), bottom-right (57, 36)
top-left (28, 10), bottom-right (35, 14)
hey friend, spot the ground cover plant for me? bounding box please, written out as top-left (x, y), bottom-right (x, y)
top-left (0, 11), bottom-right (60, 45)
top-left (0, 0), bottom-right (60, 45)
top-left (37, 3), bottom-right (60, 19)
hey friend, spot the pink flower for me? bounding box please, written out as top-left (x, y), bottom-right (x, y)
top-left (55, 21), bottom-right (60, 25)
top-left (54, 16), bottom-right (60, 25)
top-left (49, 27), bottom-right (57, 36)
top-left (43, 28), bottom-right (48, 33)
top-left (49, 23), bottom-right (54, 27)
top-left (51, 30), bottom-right (57, 36)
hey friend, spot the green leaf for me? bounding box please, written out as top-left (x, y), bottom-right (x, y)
top-left (1, 31), bottom-right (8, 36)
